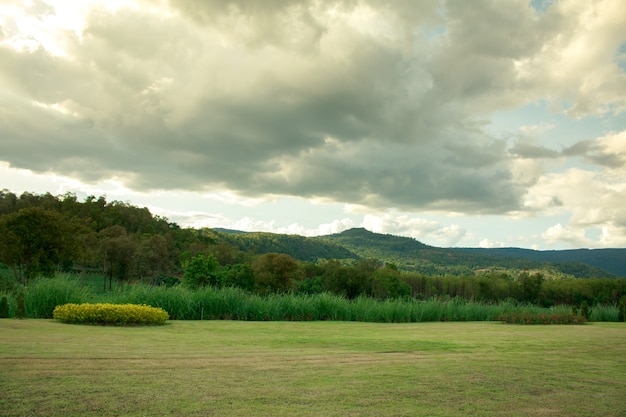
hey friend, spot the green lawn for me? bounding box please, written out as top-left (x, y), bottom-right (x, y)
top-left (1, 320), bottom-right (625, 416)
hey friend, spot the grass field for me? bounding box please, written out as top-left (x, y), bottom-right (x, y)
top-left (1, 320), bottom-right (625, 416)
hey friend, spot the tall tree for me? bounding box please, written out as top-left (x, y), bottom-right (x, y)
top-left (0, 207), bottom-right (75, 284)
top-left (99, 226), bottom-right (136, 291)
top-left (252, 253), bottom-right (302, 293)
top-left (135, 234), bottom-right (172, 281)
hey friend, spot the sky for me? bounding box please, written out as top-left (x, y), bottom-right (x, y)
top-left (1, 0), bottom-right (626, 250)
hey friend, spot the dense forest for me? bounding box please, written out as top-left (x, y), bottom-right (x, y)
top-left (1, 190), bottom-right (625, 307)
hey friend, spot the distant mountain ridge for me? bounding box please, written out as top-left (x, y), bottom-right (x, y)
top-left (458, 247), bottom-right (626, 277)
top-left (212, 227), bottom-right (624, 278)
top-left (318, 228), bottom-right (618, 278)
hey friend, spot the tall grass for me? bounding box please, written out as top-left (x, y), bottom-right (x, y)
top-left (590, 304), bottom-right (619, 322)
top-left (3, 274), bottom-right (620, 322)
top-left (24, 275), bottom-right (91, 318)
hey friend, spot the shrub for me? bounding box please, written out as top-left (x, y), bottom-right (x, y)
top-left (618, 296), bottom-right (626, 322)
top-left (580, 301), bottom-right (592, 320)
top-left (16, 286), bottom-right (25, 319)
top-left (53, 303), bottom-right (169, 325)
top-left (499, 312), bottom-right (586, 325)
top-left (0, 296), bottom-right (9, 318)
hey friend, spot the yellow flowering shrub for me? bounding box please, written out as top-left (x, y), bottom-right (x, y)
top-left (53, 303), bottom-right (169, 325)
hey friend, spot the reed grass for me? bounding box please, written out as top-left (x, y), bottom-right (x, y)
top-left (23, 276), bottom-right (90, 318)
top-left (590, 304), bottom-right (619, 322)
top-left (3, 274), bottom-right (620, 322)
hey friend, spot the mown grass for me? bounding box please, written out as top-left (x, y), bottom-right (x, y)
top-left (1, 320), bottom-right (625, 416)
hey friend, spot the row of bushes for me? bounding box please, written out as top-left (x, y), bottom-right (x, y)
top-left (1, 276), bottom-right (622, 323)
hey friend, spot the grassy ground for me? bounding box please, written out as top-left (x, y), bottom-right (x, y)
top-left (1, 320), bottom-right (625, 417)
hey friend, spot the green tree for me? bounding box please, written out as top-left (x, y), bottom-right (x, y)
top-left (252, 253), bottom-right (302, 293)
top-left (183, 254), bottom-right (221, 289)
top-left (371, 264), bottom-right (410, 299)
top-left (222, 263), bottom-right (255, 291)
top-left (0, 207), bottom-right (76, 284)
top-left (320, 259), bottom-right (373, 298)
top-left (519, 272), bottom-right (544, 304)
top-left (99, 226), bottom-right (136, 291)
top-left (135, 234), bottom-right (172, 281)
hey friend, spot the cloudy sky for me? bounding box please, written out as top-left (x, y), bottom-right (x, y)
top-left (1, 0), bottom-right (626, 249)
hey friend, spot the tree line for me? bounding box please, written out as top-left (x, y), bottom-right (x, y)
top-left (1, 190), bottom-right (625, 306)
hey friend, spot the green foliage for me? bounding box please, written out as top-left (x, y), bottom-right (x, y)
top-left (53, 303), bottom-right (169, 325)
top-left (519, 273), bottom-right (544, 304)
top-left (580, 300), bottom-right (592, 320)
top-left (0, 207), bottom-right (77, 284)
top-left (321, 228), bottom-right (618, 278)
top-left (619, 295), bottom-right (626, 322)
top-left (319, 259), bottom-right (372, 298)
top-left (15, 286), bottom-right (25, 319)
top-left (216, 230), bottom-right (358, 262)
top-left (101, 284), bottom-right (574, 323)
top-left (221, 264), bottom-right (255, 291)
top-left (0, 296), bottom-right (8, 318)
top-left (371, 264), bottom-right (410, 299)
top-left (24, 276), bottom-right (90, 318)
top-left (252, 253), bottom-right (302, 293)
top-left (183, 254), bottom-right (221, 289)
top-left (590, 304), bottom-right (619, 322)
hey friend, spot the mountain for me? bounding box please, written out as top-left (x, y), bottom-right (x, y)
top-left (212, 229), bottom-right (359, 262)
top-left (210, 227), bottom-right (622, 278)
top-left (316, 228), bottom-right (618, 278)
top-left (458, 247), bottom-right (626, 277)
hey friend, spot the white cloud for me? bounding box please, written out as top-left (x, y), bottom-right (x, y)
top-left (478, 239), bottom-right (506, 249)
top-left (1, 0), bottom-right (625, 249)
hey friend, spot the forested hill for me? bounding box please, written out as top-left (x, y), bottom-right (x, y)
top-left (212, 230), bottom-right (358, 262)
top-left (317, 228), bottom-right (618, 278)
top-left (458, 247), bottom-right (626, 278)
top-left (0, 190), bottom-right (621, 280)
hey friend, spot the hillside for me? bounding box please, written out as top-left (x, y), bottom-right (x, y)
top-left (459, 247), bottom-right (626, 278)
top-left (212, 230), bottom-right (359, 262)
top-left (316, 228), bottom-right (617, 278)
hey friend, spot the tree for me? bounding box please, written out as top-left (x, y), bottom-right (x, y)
top-left (519, 272), bottom-right (544, 304)
top-left (135, 234), bottom-right (172, 281)
top-left (371, 264), bottom-right (410, 299)
top-left (0, 207), bottom-right (76, 285)
top-left (183, 254), bottom-right (221, 289)
top-left (99, 226), bottom-right (136, 291)
top-left (252, 253), bottom-right (302, 293)
top-left (320, 259), bottom-right (374, 298)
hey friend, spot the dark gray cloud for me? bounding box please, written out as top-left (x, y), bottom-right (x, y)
top-left (0, 0), bottom-right (624, 216)
top-left (563, 140), bottom-right (626, 168)
top-left (511, 143), bottom-right (560, 159)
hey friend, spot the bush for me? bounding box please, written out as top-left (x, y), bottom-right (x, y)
top-left (499, 312), bottom-right (586, 325)
top-left (0, 296), bottom-right (8, 318)
top-left (53, 303), bottom-right (169, 325)
top-left (618, 296), bottom-right (626, 322)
